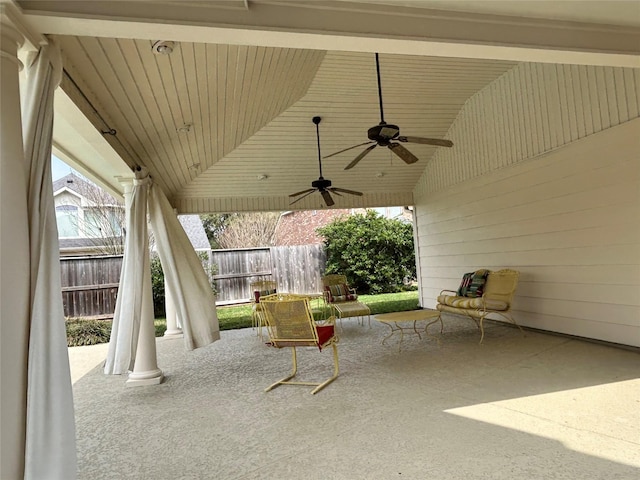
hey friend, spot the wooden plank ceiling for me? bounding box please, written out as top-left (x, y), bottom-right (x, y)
top-left (55, 35), bottom-right (517, 212)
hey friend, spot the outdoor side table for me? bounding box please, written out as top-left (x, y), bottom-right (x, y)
top-left (375, 309), bottom-right (442, 352)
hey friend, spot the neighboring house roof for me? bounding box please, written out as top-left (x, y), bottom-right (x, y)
top-left (273, 210), bottom-right (352, 246)
top-left (53, 173), bottom-right (121, 206)
top-left (53, 172), bottom-right (210, 253)
top-left (178, 215), bottom-right (210, 251)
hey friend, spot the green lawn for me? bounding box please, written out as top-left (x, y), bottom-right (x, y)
top-left (69, 291), bottom-right (420, 344)
top-left (214, 290), bottom-right (419, 331)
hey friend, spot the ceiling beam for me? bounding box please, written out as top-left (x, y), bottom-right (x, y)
top-left (16, 0), bottom-right (640, 67)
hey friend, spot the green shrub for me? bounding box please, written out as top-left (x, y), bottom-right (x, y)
top-left (317, 210), bottom-right (416, 294)
top-left (66, 318), bottom-right (112, 346)
top-left (66, 317), bottom-right (168, 346)
top-left (151, 252), bottom-right (218, 318)
top-left (150, 253), bottom-right (166, 317)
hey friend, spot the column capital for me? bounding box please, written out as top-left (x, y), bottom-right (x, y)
top-left (0, 1), bottom-right (46, 53)
top-left (115, 175), bottom-right (135, 194)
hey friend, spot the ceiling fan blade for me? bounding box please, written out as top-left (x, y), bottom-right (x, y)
top-left (324, 141), bottom-right (375, 159)
top-left (320, 190), bottom-right (335, 207)
top-left (388, 143), bottom-right (419, 164)
top-left (289, 188), bottom-right (315, 198)
top-left (289, 189), bottom-right (316, 205)
top-left (331, 187), bottom-right (363, 196)
top-left (345, 144), bottom-right (378, 170)
top-left (397, 136), bottom-right (453, 148)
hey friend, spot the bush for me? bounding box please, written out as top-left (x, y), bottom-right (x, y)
top-left (66, 318), bottom-right (112, 346)
top-left (66, 318), bottom-right (168, 346)
top-left (317, 210), bottom-right (416, 294)
top-left (151, 252), bottom-right (218, 317)
top-left (150, 253), bottom-right (166, 317)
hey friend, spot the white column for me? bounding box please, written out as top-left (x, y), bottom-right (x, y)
top-left (121, 178), bottom-right (163, 386)
top-left (126, 246), bottom-right (163, 386)
top-left (0, 16), bottom-right (29, 479)
top-left (163, 278), bottom-right (183, 337)
top-left (163, 207), bottom-right (183, 337)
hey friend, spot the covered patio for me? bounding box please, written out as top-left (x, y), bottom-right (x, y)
top-left (70, 318), bottom-right (640, 479)
top-left (1, 1), bottom-right (639, 478)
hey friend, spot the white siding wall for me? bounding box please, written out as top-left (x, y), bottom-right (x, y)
top-left (413, 61), bottom-right (640, 347)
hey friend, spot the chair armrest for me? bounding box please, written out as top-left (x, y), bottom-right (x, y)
top-left (439, 289), bottom-right (457, 296)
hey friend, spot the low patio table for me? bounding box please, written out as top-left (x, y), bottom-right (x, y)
top-left (375, 309), bottom-right (442, 352)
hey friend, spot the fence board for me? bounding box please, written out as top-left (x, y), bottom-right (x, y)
top-left (60, 245), bottom-right (327, 316)
top-left (60, 255), bottom-right (122, 319)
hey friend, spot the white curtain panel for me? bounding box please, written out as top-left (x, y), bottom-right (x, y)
top-left (22, 42), bottom-right (77, 479)
top-left (104, 170), bottom-right (152, 375)
top-left (148, 177), bottom-right (220, 349)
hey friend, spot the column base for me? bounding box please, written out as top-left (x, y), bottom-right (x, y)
top-left (126, 369), bottom-right (164, 387)
top-left (163, 329), bottom-right (183, 338)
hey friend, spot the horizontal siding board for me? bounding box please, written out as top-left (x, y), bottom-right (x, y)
top-left (511, 298), bottom-right (638, 327)
top-left (420, 204), bottom-right (638, 247)
top-left (513, 312), bottom-right (640, 347)
top-left (414, 119), bottom-right (640, 347)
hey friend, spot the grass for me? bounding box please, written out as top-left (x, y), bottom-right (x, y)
top-left (213, 290), bottom-right (419, 331)
top-left (67, 291), bottom-right (420, 345)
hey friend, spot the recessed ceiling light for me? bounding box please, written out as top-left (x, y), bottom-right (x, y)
top-left (152, 40), bottom-right (176, 55)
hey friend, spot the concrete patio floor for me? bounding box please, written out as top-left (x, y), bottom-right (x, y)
top-left (70, 315), bottom-right (640, 480)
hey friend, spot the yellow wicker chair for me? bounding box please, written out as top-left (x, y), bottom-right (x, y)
top-left (260, 294), bottom-right (339, 395)
top-left (436, 269), bottom-right (523, 343)
top-left (250, 280), bottom-right (277, 338)
top-left (321, 274), bottom-right (371, 328)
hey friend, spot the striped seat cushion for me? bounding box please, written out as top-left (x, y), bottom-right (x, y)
top-left (436, 294), bottom-right (508, 311)
top-left (324, 284), bottom-right (358, 303)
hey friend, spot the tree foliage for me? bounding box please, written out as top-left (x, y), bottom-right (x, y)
top-left (216, 212), bottom-right (279, 249)
top-left (200, 213), bottom-right (234, 249)
top-left (317, 210), bottom-right (416, 294)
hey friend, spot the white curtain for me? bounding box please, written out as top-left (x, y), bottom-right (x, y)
top-left (104, 170), bottom-right (152, 374)
top-left (105, 170), bottom-right (219, 373)
top-left (22, 42), bottom-right (77, 479)
top-left (148, 179), bottom-right (220, 349)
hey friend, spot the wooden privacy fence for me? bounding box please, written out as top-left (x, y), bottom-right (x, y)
top-left (210, 245), bottom-right (327, 304)
top-left (60, 245), bottom-right (327, 317)
top-left (60, 255), bottom-right (122, 319)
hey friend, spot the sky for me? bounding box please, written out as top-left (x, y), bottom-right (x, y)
top-left (51, 155), bottom-right (76, 181)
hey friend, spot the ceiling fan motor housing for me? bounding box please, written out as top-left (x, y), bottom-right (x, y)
top-left (368, 123), bottom-right (400, 144)
top-left (312, 177), bottom-right (332, 189)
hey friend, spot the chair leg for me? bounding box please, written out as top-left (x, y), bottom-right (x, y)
top-left (310, 342), bottom-right (339, 395)
top-left (264, 347), bottom-right (298, 392)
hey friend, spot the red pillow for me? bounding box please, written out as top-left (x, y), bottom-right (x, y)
top-left (315, 325), bottom-right (335, 350)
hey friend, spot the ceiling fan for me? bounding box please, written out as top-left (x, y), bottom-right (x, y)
top-left (290, 117), bottom-right (363, 207)
top-left (325, 53), bottom-right (454, 170)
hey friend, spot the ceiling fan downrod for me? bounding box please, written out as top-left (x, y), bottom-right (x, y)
top-left (375, 53), bottom-right (385, 125)
top-left (313, 116), bottom-right (324, 178)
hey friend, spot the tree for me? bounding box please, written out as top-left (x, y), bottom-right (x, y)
top-left (317, 210), bottom-right (416, 294)
top-left (216, 212), bottom-right (279, 249)
top-left (200, 213), bottom-right (235, 249)
top-left (62, 174), bottom-right (125, 255)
